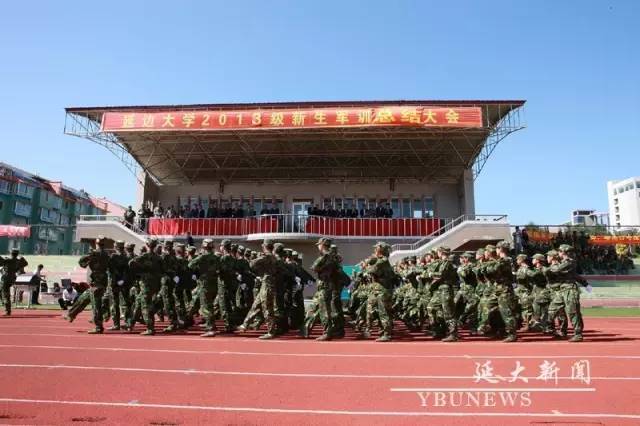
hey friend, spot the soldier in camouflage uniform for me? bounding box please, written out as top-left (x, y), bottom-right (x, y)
top-left (78, 236), bottom-right (110, 334)
top-left (218, 240), bottom-right (239, 333)
top-left (485, 241), bottom-right (518, 342)
top-left (188, 239), bottom-right (222, 337)
top-left (249, 239), bottom-right (280, 339)
top-left (159, 241), bottom-right (180, 332)
top-left (544, 250), bottom-right (568, 338)
top-left (455, 251), bottom-right (479, 334)
top-left (417, 250), bottom-right (439, 332)
top-left (329, 244), bottom-right (348, 337)
top-left (529, 253), bottom-right (553, 334)
top-left (514, 254), bottom-right (534, 331)
top-left (127, 239), bottom-right (163, 335)
top-left (309, 238), bottom-right (340, 340)
top-left (107, 240), bottom-right (133, 330)
top-left (234, 246), bottom-right (255, 321)
top-left (273, 243), bottom-right (294, 334)
top-left (348, 261), bottom-right (370, 332)
top-left (363, 242), bottom-right (397, 342)
top-left (476, 245), bottom-right (501, 337)
top-left (0, 248), bottom-right (28, 315)
top-left (426, 246), bottom-right (459, 342)
top-left (173, 243), bottom-right (192, 328)
top-left (285, 250), bottom-right (307, 330)
top-left (548, 245), bottom-right (585, 342)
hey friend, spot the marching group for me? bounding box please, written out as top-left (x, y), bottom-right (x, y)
top-left (52, 235), bottom-right (588, 343)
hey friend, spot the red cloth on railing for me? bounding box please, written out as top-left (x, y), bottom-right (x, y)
top-left (147, 218), bottom-right (278, 236)
top-left (305, 218), bottom-right (442, 237)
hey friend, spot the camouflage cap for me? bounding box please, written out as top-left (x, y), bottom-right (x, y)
top-left (408, 255), bottom-right (417, 262)
top-left (430, 249), bottom-right (438, 256)
top-left (163, 240), bottom-right (173, 247)
top-left (374, 241), bottom-right (391, 256)
top-left (532, 253), bottom-right (545, 261)
top-left (202, 238), bottom-right (214, 249)
top-left (220, 239), bottom-right (232, 249)
top-left (291, 250), bottom-right (299, 258)
top-left (496, 241), bottom-right (510, 250)
top-left (175, 243), bottom-right (185, 249)
top-left (516, 254), bottom-right (528, 261)
top-left (317, 237), bottom-right (332, 247)
top-left (115, 240), bottom-right (125, 247)
top-left (546, 249), bottom-right (559, 257)
top-left (437, 246), bottom-right (451, 254)
top-left (273, 243), bottom-right (285, 255)
top-left (559, 244), bottom-right (574, 253)
top-left (125, 242), bottom-right (135, 249)
top-left (476, 248), bottom-right (485, 256)
top-left (146, 238), bottom-right (159, 248)
top-left (230, 244), bottom-right (238, 253)
top-left (187, 245), bottom-right (197, 252)
top-left (485, 244), bottom-right (496, 252)
top-left (237, 245), bottom-right (245, 254)
top-left (262, 239), bottom-right (275, 250)
top-left (10, 248), bottom-right (19, 254)
top-left (462, 252), bottom-right (475, 260)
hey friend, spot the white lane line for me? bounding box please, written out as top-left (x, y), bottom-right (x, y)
top-left (1, 344), bottom-right (640, 359)
top-left (1, 331), bottom-right (640, 346)
top-left (0, 398), bottom-right (639, 419)
top-left (390, 388), bottom-right (595, 392)
top-left (0, 363), bottom-right (637, 381)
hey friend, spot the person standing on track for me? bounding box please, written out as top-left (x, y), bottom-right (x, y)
top-left (106, 240), bottom-right (132, 331)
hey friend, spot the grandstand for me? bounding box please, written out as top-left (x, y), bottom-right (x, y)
top-left (64, 100), bottom-right (525, 265)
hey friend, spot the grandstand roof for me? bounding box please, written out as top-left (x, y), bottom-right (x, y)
top-left (65, 100), bottom-right (525, 186)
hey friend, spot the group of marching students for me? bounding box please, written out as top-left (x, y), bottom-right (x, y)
top-left (379, 242), bottom-right (587, 342)
top-left (67, 235), bottom-right (586, 343)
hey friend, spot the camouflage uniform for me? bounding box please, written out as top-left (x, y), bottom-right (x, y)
top-left (543, 250), bottom-right (569, 337)
top-left (548, 245), bottom-right (584, 342)
top-left (127, 240), bottom-right (163, 335)
top-left (159, 242), bottom-right (180, 331)
top-left (455, 252), bottom-right (479, 333)
top-left (218, 240), bottom-right (239, 332)
top-left (529, 254), bottom-right (552, 333)
top-left (249, 241), bottom-right (280, 339)
top-left (173, 244), bottom-right (192, 327)
top-left (78, 237), bottom-right (110, 333)
top-left (426, 247), bottom-right (459, 341)
top-left (365, 242), bottom-right (397, 342)
top-left (0, 249), bottom-right (28, 315)
top-left (309, 238), bottom-right (340, 340)
top-left (476, 246), bottom-right (501, 336)
top-left (188, 239), bottom-right (222, 337)
top-left (107, 241), bottom-right (133, 330)
top-left (514, 254), bottom-right (534, 330)
top-left (485, 242), bottom-right (518, 342)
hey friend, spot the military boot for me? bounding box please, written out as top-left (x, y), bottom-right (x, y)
top-left (376, 334), bottom-right (392, 342)
top-left (502, 335), bottom-right (517, 343)
top-left (568, 334), bottom-right (583, 343)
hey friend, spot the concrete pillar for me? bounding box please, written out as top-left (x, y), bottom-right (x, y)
top-left (459, 168), bottom-right (475, 216)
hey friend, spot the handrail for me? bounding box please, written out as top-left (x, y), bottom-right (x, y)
top-left (390, 214), bottom-right (508, 251)
top-left (78, 215), bottom-right (146, 235)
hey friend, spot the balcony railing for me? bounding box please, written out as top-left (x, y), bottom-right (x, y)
top-left (80, 214), bottom-right (446, 238)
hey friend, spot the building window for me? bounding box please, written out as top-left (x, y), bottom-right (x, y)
top-left (40, 207), bottom-right (60, 223)
top-left (424, 197), bottom-right (434, 218)
top-left (15, 183), bottom-right (34, 198)
top-left (0, 180), bottom-right (10, 194)
top-left (14, 200), bottom-right (32, 217)
top-left (412, 199), bottom-right (423, 218)
top-left (401, 199), bottom-right (411, 218)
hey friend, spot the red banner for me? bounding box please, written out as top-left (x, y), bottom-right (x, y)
top-left (528, 230), bottom-right (555, 242)
top-left (101, 106), bottom-right (483, 132)
top-left (147, 217), bottom-right (278, 236)
top-left (0, 225), bottom-right (30, 238)
top-left (589, 235), bottom-right (640, 245)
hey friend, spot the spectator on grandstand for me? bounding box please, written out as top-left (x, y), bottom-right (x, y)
top-left (232, 203), bottom-right (244, 218)
top-left (58, 284), bottom-right (78, 310)
top-left (521, 227), bottom-right (530, 249)
top-left (247, 203), bottom-right (256, 217)
top-left (206, 202), bottom-right (217, 218)
top-left (123, 206), bottom-right (136, 229)
top-left (153, 203), bottom-right (164, 218)
top-left (185, 232), bottom-right (194, 247)
top-left (513, 226), bottom-right (523, 254)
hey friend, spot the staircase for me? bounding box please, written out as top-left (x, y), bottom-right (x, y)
top-left (389, 214), bottom-right (511, 264)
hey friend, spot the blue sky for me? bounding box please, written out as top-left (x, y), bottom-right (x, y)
top-left (1, 1), bottom-right (638, 225)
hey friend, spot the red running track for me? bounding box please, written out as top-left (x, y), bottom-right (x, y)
top-left (0, 310), bottom-right (639, 425)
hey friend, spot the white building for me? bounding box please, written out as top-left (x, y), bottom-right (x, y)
top-left (607, 177), bottom-right (640, 228)
top-left (570, 209), bottom-right (609, 227)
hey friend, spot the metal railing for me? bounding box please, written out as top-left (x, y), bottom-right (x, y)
top-left (391, 214), bottom-right (508, 251)
top-left (78, 215), bottom-right (147, 235)
top-left (79, 214), bottom-right (446, 239)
